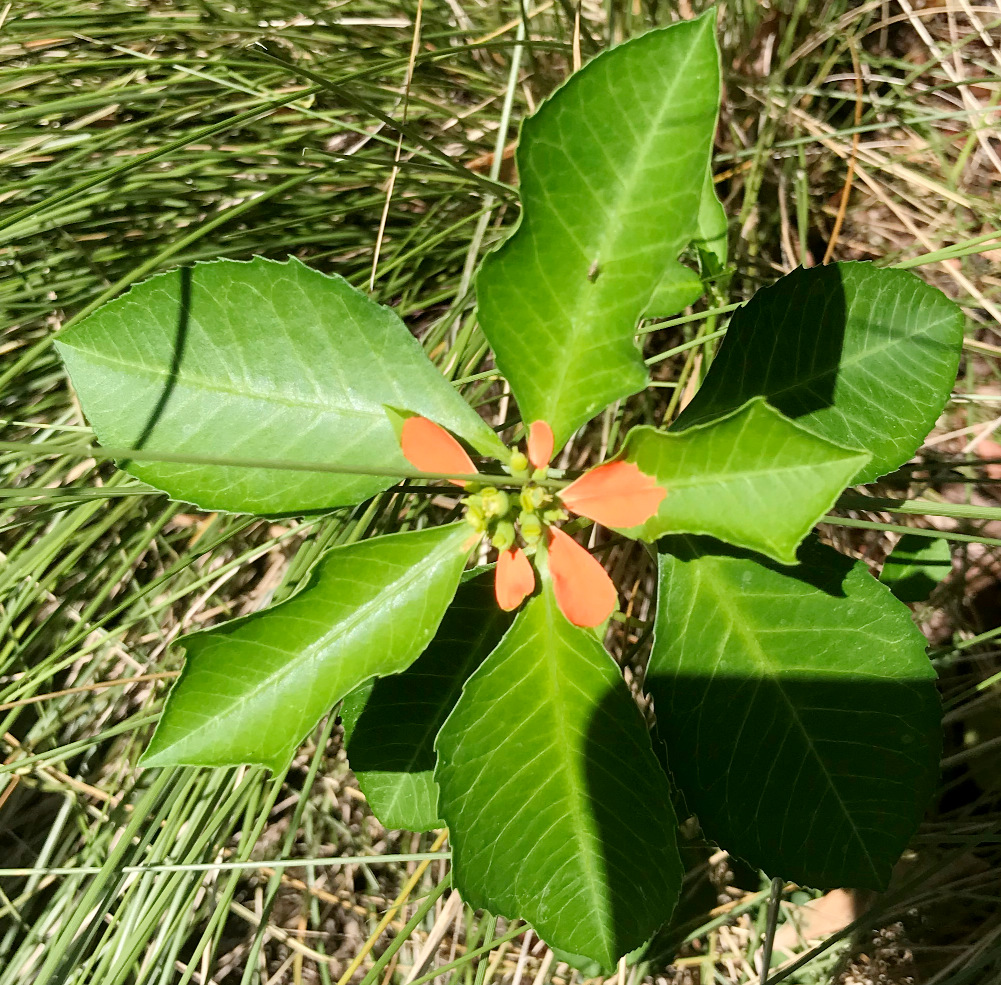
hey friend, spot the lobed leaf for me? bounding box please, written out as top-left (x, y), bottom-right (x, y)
top-left (649, 535), bottom-right (941, 889)
top-left (140, 523), bottom-right (474, 772)
top-left (341, 572), bottom-right (511, 831)
top-left (436, 583), bottom-right (682, 971)
top-left (673, 262), bottom-right (965, 482)
top-left (57, 257), bottom-right (504, 514)
top-left (476, 15), bottom-right (720, 447)
top-left (615, 398), bottom-right (870, 564)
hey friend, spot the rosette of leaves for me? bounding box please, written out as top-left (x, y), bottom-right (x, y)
top-left (56, 13), bottom-right (963, 971)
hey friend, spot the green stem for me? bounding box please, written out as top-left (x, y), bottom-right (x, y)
top-left (822, 515), bottom-right (1001, 550)
top-left (0, 441), bottom-right (571, 491)
top-left (837, 491), bottom-right (1001, 523)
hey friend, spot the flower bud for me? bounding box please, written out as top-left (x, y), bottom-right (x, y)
top-left (490, 521), bottom-right (516, 551)
top-left (464, 503), bottom-right (486, 532)
top-left (508, 451), bottom-right (529, 476)
top-left (542, 506), bottom-right (568, 524)
top-left (519, 511), bottom-right (543, 545)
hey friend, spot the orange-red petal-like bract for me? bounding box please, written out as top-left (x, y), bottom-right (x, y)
top-left (559, 460), bottom-right (666, 528)
top-left (547, 526), bottom-right (617, 628)
top-left (400, 416), bottom-right (476, 486)
top-left (495, 546), bottom-right (536, 611)
top-left (527, 420), bottom-right (555, 472)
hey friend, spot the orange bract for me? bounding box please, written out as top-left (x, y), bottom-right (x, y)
top-left (527, 420), bottom-right (555, 472)
top-left (547, 526), bottom-right (617, 628)
top-left (400, 416), bottom-right (476, 486)
top-left (559, 460), bottom-right (665, 528)
top-left (495, 546), bottom-right (536, 611)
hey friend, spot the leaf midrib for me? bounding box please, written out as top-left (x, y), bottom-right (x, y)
top-left (540, 594), bottom-right (613, 958)
top-left (655, 452), bottom-right (864, 490)
top-left (546, 28), bottom-right (710, 418)
top-left (62, 343), bottom-right (381, 419)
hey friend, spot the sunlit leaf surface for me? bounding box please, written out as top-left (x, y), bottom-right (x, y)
top-left (674, 263), bottom-right (964, 482)
top-left (436, 583), bottom-right (682, 970)
top-left (477, 15), bottom-right (720, 446)
top-left (341, 573), bottom-right (511, 831)
top-left (141, 524), bottom-right (473, 771)
top-left (616, 399), bottom-right (870, 563)
top-left (58, 257), bottom-right (504, 513)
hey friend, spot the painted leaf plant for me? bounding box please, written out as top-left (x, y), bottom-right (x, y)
top-left (56, 13), bottom-right (964, 973)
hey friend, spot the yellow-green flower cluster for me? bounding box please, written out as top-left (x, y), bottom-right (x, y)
top-left (463, 453), bottom-right (566, 552)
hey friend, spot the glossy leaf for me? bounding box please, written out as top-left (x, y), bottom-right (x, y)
top-left (674, 262), bottom-right (964, 482)
top-left (477, 14), bottom-right (720, 447)
top-left (615, 398), bottom-right (870, 564)
top-left (649, 536), bottom-right (941, 889)
top-left (436, 583), bottom-right (683, 970)
top-left (643, 165), bottom-right (725, 320)
top-left (880, 534), bottom-right (952, 603)
top-left (341, 573), bottom-right (510, 831)
top-left (140, 523), bottom-right (474, 771)
top-left (57, 257), bottom-right (504, 514)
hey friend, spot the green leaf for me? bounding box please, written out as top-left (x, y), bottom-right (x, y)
top-left (435, 582), bottom-right (683, 971)
top-left (56, 257), bottom-right (505, 514)
top-left (140, 523), bottom-right (474, 772)
top-left (880, 534), bottom-right (952, 603)
top-left (649, 536), bottom-right (941, 890)
top-left (476, 15), bottom-right (720, 447)
top-left (643, 262), bottom-right (705, 321)
top-left (693, 164), bottom-right (727, 268)
top-left (341, 571), bottom-right (511, 831)
top-left (616, 398), bottom-right (870, 564)
top-left (673, 262), bottom-right (964, 483)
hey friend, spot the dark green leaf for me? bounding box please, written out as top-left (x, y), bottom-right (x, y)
top-left (649, 536), bottom-right (941, 889)
top-left (140, 523), bottom-right (474, 772)
top-left (880, 534), bottom-right (952, 602)
top-left (673, 263), bottom-right (964, 482)
top-left (341, 572), bottom-right (511, 831)
top-left (477, 15), bottom-right (720, 447)
top-left (436, 582), bottom-right (682, 971)
top-left (616, 399), bottom-right (870, 564)
top-left (57, 257), bottom-right (505, 514)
